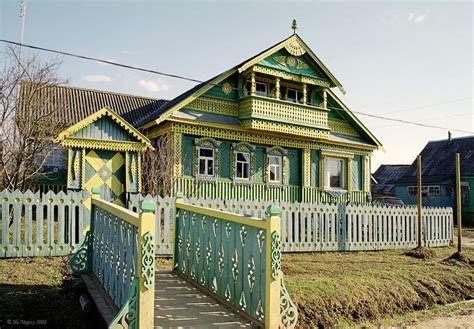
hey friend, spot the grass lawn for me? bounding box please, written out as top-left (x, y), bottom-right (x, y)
top-left (283, 245), bottom-right (473, 328)
top-left (0, 257), bottom-right (103, 329)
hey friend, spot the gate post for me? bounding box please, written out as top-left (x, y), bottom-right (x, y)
top-left (137, 200), bottom-right (156, 329)
top-left (265, 206), bottom-right (282, 328)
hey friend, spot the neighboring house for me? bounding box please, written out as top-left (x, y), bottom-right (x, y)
top-left (23, 32), bottom-right (382, 204)
top-left (371, 165), bottom-right (409, 197)
top-left (394, 136), bottom-right (474, 225)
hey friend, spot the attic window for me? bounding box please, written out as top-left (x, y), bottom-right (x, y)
top-left (245, 81), bottom-right (267, 97)
top-left (286, 88), bottom-right (303, 103)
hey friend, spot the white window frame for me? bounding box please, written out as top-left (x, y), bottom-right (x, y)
top-left (286, 88), bottom-right (303, 103)
top-left (197, 147), bottom-right (215, 178)
top-left (267, 155), bottom-right (283, 184)
top-left (323, 157), bottom-right (346, 190)
top-left (407, 185), bottom-right (440, 197)
top-left (235, 151), bottom-right (251, 181)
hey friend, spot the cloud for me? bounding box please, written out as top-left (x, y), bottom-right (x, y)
top-left (138, 79), bottom-right (169, 92)
top-left (82, 75), bottom-right (112, 83)
top-left (408, 12), bottom-right (427, 24)
top-left (120, 49), bottom-right (129, 55)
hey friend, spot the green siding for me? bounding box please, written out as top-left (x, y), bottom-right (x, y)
top-left (255, 146), bottom-right (265, 182)
top-left (310, 150), bottom-right (319, 187)
top-left (182, 135), bottom-right (194, 176)
top-left (203, 74), bottom-right (239, 100)
top-left (352, 156), bottom-right (362, 190)
top-left (287, 149), bottom-right (301, 186)
top-left (72, 116), bottom-right (135, 141)
top-left (220, 142), bottom-right (231, 179)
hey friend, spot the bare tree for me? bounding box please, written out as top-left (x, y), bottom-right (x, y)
top-left (141, 134), bottom-right (174, 196)
top-left (0, 46), bottom-right (68, 191)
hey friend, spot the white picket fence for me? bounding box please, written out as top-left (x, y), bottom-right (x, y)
top-left (128, 195), bottom-right (454, 255)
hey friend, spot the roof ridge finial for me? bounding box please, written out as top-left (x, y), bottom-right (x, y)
top-left (291, 18), bottom-right (297, 35)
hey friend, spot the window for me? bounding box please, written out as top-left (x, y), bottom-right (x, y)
top-left (429, 186), bottom-right (440, 197)
top-left (39, 145), bottom-right (66, 169)
top-left (198, 147), bottom-right (215, 177)
top-left (324, 157), bottom-right (345, 189)
top-left (235, 151), bottom-right (250, 180)
top-left (268, 155), bottom-right (282, 183)
top-left (407, 185), bottom-right (440, 197)
top-left (286, 88), bottom-right (303, 103)
top-left (245, 81), bottom-right (267, 97)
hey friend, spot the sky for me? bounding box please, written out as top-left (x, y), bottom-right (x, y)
top-left (1, 0), bottom-right (472, 171)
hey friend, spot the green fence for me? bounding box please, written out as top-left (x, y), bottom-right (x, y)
top-left (174, 195), bottom-right (298, 328)
top-left (0, 189), bottom-right (89, 257)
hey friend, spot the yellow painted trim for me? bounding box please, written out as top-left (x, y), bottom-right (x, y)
top-left (56, 106), bottom-right (153, 150)
top-left (91, 196), bottom-right (139, 227)
top-left (175, 199), bottom-right (271, 230)
top-left (264, 214), bottom-right (281, 329)
top-left (142, 68), bottom-right (237, 129)
top-left (320, 150), bottom-right (354, 159)
top-left (158, 120), bottom-right (377, 153)
top-left (125, 152), bottom-right (130, 193)
top-left (137, 207), bottom-right (155, 328)
top-left (327, 89), bottom-right (382, 148)
top-left (61, 137), bottom-right (149, 152)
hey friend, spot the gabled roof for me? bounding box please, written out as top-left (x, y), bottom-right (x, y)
top-left (19, 81), bottom-right (167, 128)
top-left (326, 89), bottom-right (382, 147)
top-left (141, 34), bottom-right (345, 129)
top-left (56, 107), bottom-right (152, 149)
top-left (396, 136), bottom-right (474, 184)
top-left (372, 164), bottom-right (410, 193)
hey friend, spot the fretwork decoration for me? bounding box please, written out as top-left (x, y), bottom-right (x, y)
top-left (242, 119), bottom-right (330, 139)
top-left (328, 118), bottom-right (359, 137)
top-left (187, 96), bottom-right (239, 117)
top-left (253, 65), bottom-right (330, 88)
top-left (109, 278), bottom-right (139, 329)
top-left (141, 231), bottom-right (155, 290)
top-left (273, 55), bottom-right (309, 69)
top-left (271, 231), bottom-right (282, 280)
top-left (69, 230), bottom-right (92, 274)
top-left (280, 272), bottom-right (298, 328)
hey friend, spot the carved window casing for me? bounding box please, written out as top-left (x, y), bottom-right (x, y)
top-left (265, 146), bottom-right (288, 185)
top-left (232, 142), bottom-right (256, 183)
top-left (193, 137), bottom-right (221, 181)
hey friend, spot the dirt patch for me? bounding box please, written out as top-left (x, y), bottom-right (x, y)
top-left (445, 251), bottom-right (472, 265)
top-left (283, 246), bottom-right (474, 328)
top-left (405, 247), bottom-right (436, 259)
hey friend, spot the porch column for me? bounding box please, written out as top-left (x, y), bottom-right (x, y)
top-left (172, 132), bottom-right (183, 177)
top-left (363, 155), bottom-right (370, 192)
top-left (302, 83), bottom-right (307, 104)
top-left (275, 77), bottom-right (281, 99)
top-left (322, 88), bottom-right (327, 109)
top-left (303, 148), bottom-right (311, 187)
top-left (250, 72), bottom-right (256, 96)
top-left (347, 158), bottom-right (353, 192)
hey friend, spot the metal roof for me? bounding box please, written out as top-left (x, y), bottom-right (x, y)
top-left (395, 136), bottom-right (474, 184)
top-left (18, 81), bottom-right (167, 128)
top-left (372, 164), bottom-right (410, 193)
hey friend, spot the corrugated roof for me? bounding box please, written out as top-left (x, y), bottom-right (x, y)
top-left (18, 81), bottom-right (168, 128)
top-left (372, 164), bottom-right (410, 193)
top-left (395, 136), bottom-right (474, 184)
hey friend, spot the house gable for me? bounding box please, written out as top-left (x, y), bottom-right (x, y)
top-left (57, 107), bottom-right (153, 152)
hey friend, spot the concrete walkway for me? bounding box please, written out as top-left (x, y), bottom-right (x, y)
top-left (154, 272), bottom-right (254, 328)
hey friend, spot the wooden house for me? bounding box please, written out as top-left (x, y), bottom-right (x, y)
top-left (394, 136), bottom-right (474, 225)
top-left (22, 32), bottom-right (382, 204)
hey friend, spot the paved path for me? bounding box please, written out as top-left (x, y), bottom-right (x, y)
top-left (154, 271), bottom-right (254, 328)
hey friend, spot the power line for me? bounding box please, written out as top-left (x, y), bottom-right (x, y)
top-left (382, 97), bottom-right (473, 116)
top-left (1, 39), bottom-right (473, 135)
top-left (350, 110), bottom-right (474, 134)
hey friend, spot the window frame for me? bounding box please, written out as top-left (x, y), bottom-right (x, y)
top-left (407, 185), bottom-right (441, 197)
top-left (234, 151), bottom-right (251, 181)
top-left (323, 156), bottom-right (346, 190)
top-left (267, 155), bottom-right (283, 184)
top-left (286, 88), bottom-right (303, 103)
top-left (197, 147), bottom-right (215, 178)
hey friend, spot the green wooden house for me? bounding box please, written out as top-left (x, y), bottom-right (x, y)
top-left (23, 32), bottom-right (381, 204)
top-left (138, 33), bottom-right (382, 203)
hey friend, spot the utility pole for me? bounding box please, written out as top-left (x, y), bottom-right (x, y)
top-left (455, 153), bottom-right (462, 253)
top-left (19, 0), bottom-right (27, 58)
top-left (417, 155), bottom-right (422, 248)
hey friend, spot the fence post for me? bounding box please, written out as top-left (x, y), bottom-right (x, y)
top-left (137, 199), bottom-right (156, 329)
top-left (265, 205), bottom-right (281, 329)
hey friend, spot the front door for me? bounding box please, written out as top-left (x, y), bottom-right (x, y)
top-left (84, 150), bottom-right (126, 206)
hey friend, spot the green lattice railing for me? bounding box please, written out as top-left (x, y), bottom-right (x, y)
top-left (69, 190), bottom-right (156, 329)
top-left (174, 195), bottom-right (298, 328)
